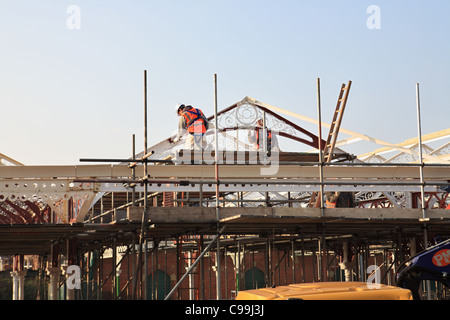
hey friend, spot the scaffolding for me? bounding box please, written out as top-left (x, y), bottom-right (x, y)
top-left (1, 74), bottom-right (450, 300)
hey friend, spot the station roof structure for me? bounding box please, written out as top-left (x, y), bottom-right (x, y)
top-left (0, 96), bottom-right (449, 256)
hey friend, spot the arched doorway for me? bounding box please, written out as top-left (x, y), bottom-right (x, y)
top-left (244, 267), bottom-right (265, 290)
top-left (147, 270), bottom-right (171, 300)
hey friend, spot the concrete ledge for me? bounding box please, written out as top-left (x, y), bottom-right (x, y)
top-left (147, 207), bottom-right (450, 223)
top-left (127, 206), bottom-right (144, 221)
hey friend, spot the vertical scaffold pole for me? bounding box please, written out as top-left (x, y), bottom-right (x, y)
top-left (132, 134), bottom-right (136, 206)
top-left (416, 83), bottom-right (426, 221)
top-left (134, 70), bottom-right (149, 300)
top-left (316, 78), bottom-right (325, 215)
top-left (142, 70), bottom-right (149, 300)
top-left (416, 82), bottom-right (431, 300)
top-left (213, 73), bottom-right (222, 300)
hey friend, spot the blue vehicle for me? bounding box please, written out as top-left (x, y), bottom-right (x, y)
top-left (396, 238), bottom-right (450, 300)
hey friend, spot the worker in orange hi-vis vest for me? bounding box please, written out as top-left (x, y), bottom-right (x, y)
top-left (172, 104), bottom-right (209, 150)
top-left (325, 191), bottom-right (355, 208)
top-left (325, 192), bottom-right (340, 208)
top-left (247, 118), bottom-right (279, 152)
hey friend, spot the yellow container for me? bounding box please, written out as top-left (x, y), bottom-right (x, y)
top-left (235, 282), bottom-right (412, 300)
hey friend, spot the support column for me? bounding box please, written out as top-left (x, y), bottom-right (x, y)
top-left (47, 267), bottom-right (61, 300)
top-left (65, 238), bottom-right (78, 300)
top-left (48, 242), bottom-right (60, 300)
top-left (199, 235), bottom-right (204, 300)
top-left (409, 237), bottom-right (417, 257)
top-left (11, 270), bottom-right (27, 300)
top-left (265, 237), bottom-right (272, 287)
top-left (339, 241), bottom-right (352, 282)
top-left (112, 238), bottom-right (117, 300)
top-left (11, 255), bottom-right (26, 300)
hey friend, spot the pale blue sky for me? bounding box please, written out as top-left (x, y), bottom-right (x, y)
top-left (1, 1), bottom-right (449, 164)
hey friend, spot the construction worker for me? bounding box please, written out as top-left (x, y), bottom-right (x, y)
top-left (248, 118), bottom-right (279, 152)
top-left (325, 191), bottom-right (355, 208)
top-left (172, 104), bottom-right (209, 150)
top-left (325, 192), bottom-right (339, 208)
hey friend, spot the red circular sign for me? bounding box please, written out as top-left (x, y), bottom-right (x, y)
top-left (432, 249), bottom-right (450, 267)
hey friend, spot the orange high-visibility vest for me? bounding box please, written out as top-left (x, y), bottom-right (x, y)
top-left (326, 200), bottom-right (336, 208)
top-left (255, 128), bottom-right (272, 150)
top-left (181, 108), bottom-right (207, 135)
